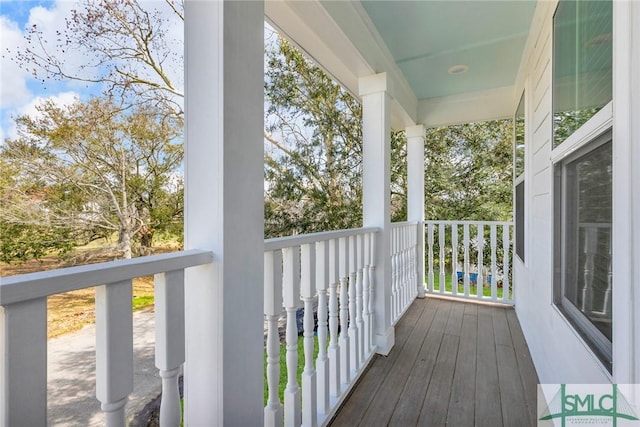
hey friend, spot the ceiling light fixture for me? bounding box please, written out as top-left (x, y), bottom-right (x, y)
top-left (448, 64), bottom-right (469, 75)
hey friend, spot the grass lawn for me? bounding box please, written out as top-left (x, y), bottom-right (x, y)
top-left (428, 273), bottom-right (512, 299)
top-left (264, 335), bottom-right (320, 405)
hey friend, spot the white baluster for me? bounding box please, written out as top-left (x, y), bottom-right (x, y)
top-left (338, 237), bottom-right (351, 386)
top-left (502, 225), bottom-right (511, 302)
top-left (399, 227), bottom-right (405, 311)
top-left (404, 226), bottom-right (410, 305)
top-left (463, 223), bottom-right (470, 296)
top-left (396, 228), bottom-right (402, 316)
top-left (427, 223), bottom-right (434, 293)
top-left (477, 224), bottom-right (484, 299)
top-left (368, 233), bottom-right (376, 353)
top-left (451, 225), bottom-right (458, 296)
top-left (439, 223), bottom-right (445, 293)
top-left (264, 250), bottom-right (284, 427)
top-left (363, 233), bottom-right (371, 356)
top-left (390, 228), bottom-right (397, 320)
top-left (0, 298), bottom-right (47, 427)
top-left (356, 234), bottom-right (365, 369)
top-left (348, 236), bottom-right (359, 374)
top-left (315, 241), bottom-right (330, 415)
top-left (411, 224), bottom-right (417, 298)
top-left (155, 270), bottom-right (185, 427)
top-left (96, 279), bottom-right (134, 427)
top-left (328, 239), bottom-right (340, 397)
top-left (283, 247), bottom-right (301, 427)
top-left (301, 243), bottom-right (318, 427)
top-left (490, 224), bottom-right (497, 301)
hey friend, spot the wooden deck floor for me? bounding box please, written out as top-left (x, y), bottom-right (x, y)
top-left (329, 296), bottom-right (539, 427)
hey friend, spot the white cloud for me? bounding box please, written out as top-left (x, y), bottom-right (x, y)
top-left (0, 15), bottom-right (32, 108)
top-left (0, 0), bottom-right (185, 141)
top-left (1, 1), bottom-right (81, 141)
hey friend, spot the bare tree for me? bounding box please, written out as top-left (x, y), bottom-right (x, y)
top-left (10, 0), bottom-right (184, 118)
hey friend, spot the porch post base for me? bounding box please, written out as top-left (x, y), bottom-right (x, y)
top-left (374, 327), bottom-right (395, 356)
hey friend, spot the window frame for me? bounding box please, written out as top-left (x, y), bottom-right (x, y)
top-left (553, 129), bottom-right (613, 372)
top-left (551, 0), bottom-right (614, 373)
top-left (514, 91), bottom-right (526, 263)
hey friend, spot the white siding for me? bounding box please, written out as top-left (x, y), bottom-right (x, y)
top-left (513, 1), bottom-right (612, 384)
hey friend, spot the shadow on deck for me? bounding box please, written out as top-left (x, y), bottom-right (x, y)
top-left (329, 296), bottom-right (539, 427)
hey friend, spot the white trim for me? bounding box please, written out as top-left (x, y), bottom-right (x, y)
top-left (359, 73), bottom-right (389, 97)
top-left (550, 102), bottom-right (613, 164)
top-left (549, 303), bottom-right (614, 382)
top-left (417, 86), bottom-right (515, 128)
top-left (612, 0), bottom-right (640, 385)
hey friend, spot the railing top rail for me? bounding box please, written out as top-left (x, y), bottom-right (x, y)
top-left (424, 220), bottom-right (513, 227)
top-left (0, 249), bottom-right (213, 306)
top-left (264, 227), bottom-right (379, 252)
top-left (390, 220), bottom-right (419, 228)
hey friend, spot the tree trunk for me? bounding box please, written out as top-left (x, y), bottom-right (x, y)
top-left (119, 228), bottom-right (133, 259)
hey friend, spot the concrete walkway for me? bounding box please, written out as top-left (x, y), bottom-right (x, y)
top-left (47, 309), bottom-right (160, 426)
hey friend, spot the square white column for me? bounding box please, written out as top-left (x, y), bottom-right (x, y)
top-left (184, 1), bottom-right (264, 425)
top-left (406, 125), bottom-right (426, 298)
top-left (360, 73), bottom-right (394, 355)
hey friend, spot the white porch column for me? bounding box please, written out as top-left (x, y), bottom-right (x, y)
top-left (184, 1), bottom-right (264, 425)
top-left (406, 125), bottom-right (426, 298)
top-left (359, 73), bottom-right (394, 355)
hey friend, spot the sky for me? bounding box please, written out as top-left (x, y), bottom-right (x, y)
top-left (1, 1), bottom-right (79, 142)
top-left (0, 0), bottom-right (184, 144)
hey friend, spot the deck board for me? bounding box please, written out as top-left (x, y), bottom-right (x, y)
top-left (329, 297), bottom-right (539, 427)
top-left (475, 305), bottom-right (504, 427)
top-left (329, 302), bottom-right (422, 425)
top-left (445, 311), bottom-right (477, 426)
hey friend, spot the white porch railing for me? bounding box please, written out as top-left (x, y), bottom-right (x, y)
top-left (0, 250), bottom-right (213, 427)
top-left (263, 227), bottom-right (378, 427)
top-left (390, 221), bottom-right (419, 324)
top-left (424, 220), bottom-right (514, 305)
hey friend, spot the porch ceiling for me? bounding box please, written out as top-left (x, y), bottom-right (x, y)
top-left (266, 0), bottom-right (538, 129)
top-left (360, 0), bottom-right (537, 101)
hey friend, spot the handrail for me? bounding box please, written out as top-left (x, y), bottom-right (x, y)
top-left (425, 219), bottom-right (513, 227)
top-left (264, 226), bottom-right (378, 251)
top-left (0, 249), bottom-right (213, 305)
top-left (390, 220), bottom-right (419, 227)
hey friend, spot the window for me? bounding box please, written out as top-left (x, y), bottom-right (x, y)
top-left (514, 92), bottom-right (525, 262)
top-left (553, 131), bottom-right (612, 371)
top-left (553, 0), bottom-right (612, 147)
top-left (515, 182), bottom-right (525, 262)
top-left (552, 0), bottom-right (613, 372)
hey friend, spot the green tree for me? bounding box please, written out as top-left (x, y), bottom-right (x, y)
top-left (1, 97), bottom-right (183, 260)
top-left (0, 157), bottom-right (78, 263)
top-left (424, 120), bottom-right (513, 222)
top-left (264, 36), bottom-right (364, 237)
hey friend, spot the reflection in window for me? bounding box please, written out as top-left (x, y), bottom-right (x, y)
top-left (514, 93), bottom-right (525, 178)
top-left (553, 0), bottom-right (612, 147)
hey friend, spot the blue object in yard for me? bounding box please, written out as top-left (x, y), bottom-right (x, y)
top-left (456, 271), bottom-right (491, 285)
